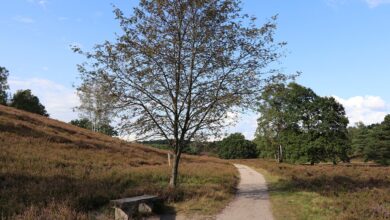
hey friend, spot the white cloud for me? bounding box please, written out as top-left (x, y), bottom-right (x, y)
top-left (365, 0), bottom-right (390, 7)
top-left (13, 16), bottom-right (35, 24)
top-left (227, 111), bottom-right (258, 140)
top-left (334, 95), bottom-right (390, 125)
top-left (27, 0), bottom-right (48, 8)
top-left (38, 0), bottom-right (48, 7)
top-left (9, 77), bottom-right (79, 122)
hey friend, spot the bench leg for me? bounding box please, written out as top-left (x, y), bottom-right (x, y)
top-left (114, 205), bottom-right (138, 220)
top-left (114, 207), bottom-right (129, 220)
top-left (138, 202), bottom-right (154, 213)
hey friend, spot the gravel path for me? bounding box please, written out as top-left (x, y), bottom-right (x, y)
top-left (149, 164), bottom-right (273, 220)
top-left (215, 164), bottom-right (274, 220)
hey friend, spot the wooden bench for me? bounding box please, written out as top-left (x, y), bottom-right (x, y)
top-left (110, 195), bottom-right (160, 220)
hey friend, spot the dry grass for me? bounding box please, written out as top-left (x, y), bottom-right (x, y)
top-left (239, 159), bottom-right (390, 220)
top-left (0, 105), bottom-right (238, 219)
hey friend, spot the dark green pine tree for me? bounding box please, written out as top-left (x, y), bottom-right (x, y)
top-left (366, 115), bottom-right (390, 165)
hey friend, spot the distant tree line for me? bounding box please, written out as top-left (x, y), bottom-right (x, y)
top-left (217, 133), bottom-right (258, 159)
top-left (0, 66), bottom-right (49, 116)
top-left (349, 118), bottom-right (390, 165)
top-left (69, 118), bottom-right (118, 136)
top-left (144, 133), bottom-right (258, 159)
top-left (144, 81), bottom-right (389, 165)
top-left (141, 139), bottom-right (218, 155)
top-left (0, 65), bottom-right (117, 137)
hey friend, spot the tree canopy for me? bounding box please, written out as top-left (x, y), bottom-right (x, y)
top-left (255, 82), bottom-right (350, 164)
top-left (218, 133), bottom-right (258, 159)
top-left (10, 89), bottom-right (49, 117)
top-left (75, 77), bottom-right (117, 135)
top-left (74, 0), bottom-right (287, 186)
top-left (70, 118), bottom-right (118, 136)
top-left (349, 117), bottom-right (390, 165)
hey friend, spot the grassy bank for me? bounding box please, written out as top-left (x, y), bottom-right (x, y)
top-left (0, 105), bottom-right (238, 219)
top-left (239, 159), bottom-right (390, 220)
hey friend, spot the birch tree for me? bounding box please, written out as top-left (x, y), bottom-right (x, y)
top-left (0, 66), bottom-right (9, 105)
top-left (75, 78), bottom-right (116, 133)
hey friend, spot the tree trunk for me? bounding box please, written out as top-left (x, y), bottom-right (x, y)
top-left (169, 153), bottom-right (181, 187)
top-left (277, 144), bottom-right (283, 163)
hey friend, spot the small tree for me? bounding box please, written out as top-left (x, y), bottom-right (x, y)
top-left (218, 133), bottom-right (257, 159)
top-left (70, 118), bottom-right (118, 136)
top-left (74, 0), bottom-right (286, 187)
top-left (256, 82), bottom-right (290, 163)
top-left (10, 89), bottom-right (49, 116)
top-left (75, 78), bottom-right (116, 133)
top-left (0, 66), bottom-right (10, 105)
top-left (70, 118), bottom-right (93, 130)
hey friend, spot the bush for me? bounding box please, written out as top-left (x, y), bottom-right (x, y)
top-left (10, 89), bottom-right (49, 116)
top-left (218, 133), bottom-right (258, 159)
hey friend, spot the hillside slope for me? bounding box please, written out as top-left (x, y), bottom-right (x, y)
top-left (0, 105), bottom-right (237, 219)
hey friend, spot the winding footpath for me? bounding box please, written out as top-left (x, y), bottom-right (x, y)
top-left (216, 164), bottom-right (274, 220)
top-left (149, 164), bottom-right (273, 220)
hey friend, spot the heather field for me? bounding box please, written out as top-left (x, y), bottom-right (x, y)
top-left (1, 103), bottom-right (389, 219)
top-left (239, 159), bottom-right (390, 220)
top-left (0, 105), bottom-right (237, 219)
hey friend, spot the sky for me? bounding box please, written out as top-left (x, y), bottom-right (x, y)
top-left (1, 0), bottom-right (390, 139)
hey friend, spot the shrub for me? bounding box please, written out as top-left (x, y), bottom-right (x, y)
top-left (218, 133), bottom-right (258, 159)
top-left (10, 89), bottom-right (49, 116)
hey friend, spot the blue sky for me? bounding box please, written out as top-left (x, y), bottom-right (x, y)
top-left (1, 0), bottom-right (390, 139)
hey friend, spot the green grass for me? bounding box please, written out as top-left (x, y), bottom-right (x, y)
top-left (253, 167), bottom-right (336, 220)
top-left (239, 159), bottom-right (390, 220)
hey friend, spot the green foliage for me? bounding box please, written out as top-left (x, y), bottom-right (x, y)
top-left (242, 160), bottom-right (390, 220)
top-left (98, 123), bottom-right (119, 137)
top-left (142, 139), bottom-right (171, 150)
top-left (256, 82), bottom-right (350, 164)
top-left (70, 118), bottom-right (93, 130)
top-left (364, 116), bottom-right (390, 165)
top-left (0, 66), bottom-right (10, 105)
top-left (348, 122), bottom-right (371, 157)
top-left (70, 118), bottom-right (118, 136)
top-left (218, 133), bottom-right (258, 159)
top-left (10, 89), bottom-right (49, 116)
top-left (348, 118), bottom-right (390, 165)
top-left (142, 140), bottom-right (219, 156)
